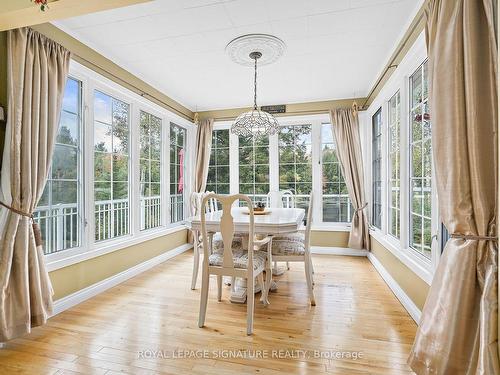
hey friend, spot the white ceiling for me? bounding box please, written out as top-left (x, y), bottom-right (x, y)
top-left (54, 0), bottom-right (421, 111)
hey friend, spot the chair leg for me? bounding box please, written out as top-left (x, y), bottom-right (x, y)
top-left (257, 273), bottom-right (264, 301)
top-left (198, 267), bottom-right (209, 328)
top-left (247, 276), bottom-right (255, 335)
top-left (191, 239), bottom-right (199, 290)
top-left (217, 275), bottom-right (222, 302)
top-left (309, 256), bottom-right (315, 286)
top-left (304, 256), bottom-right (316, 306)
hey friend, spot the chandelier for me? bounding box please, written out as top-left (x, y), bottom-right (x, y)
top-left (225, 34), bottom-right (286, 137)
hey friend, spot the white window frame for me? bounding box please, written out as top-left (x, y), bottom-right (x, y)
top-left (365, 32), bottom-right (440, 285)
top-left (136, 104), bottom-right (166, 232)
top-left (45, 61), bottom-right (194, 272)
top-left (213, 113), bottom-right (351, 232)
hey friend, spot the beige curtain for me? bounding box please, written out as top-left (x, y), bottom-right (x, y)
top-left (329, 109), bottom-right (369, 250)
top-left (408, 0), bottom-right (499, 373)
top-left (0, 28), bottom-right (70, 341)
top-left (188, 118), bottom-right (213, 242)
top-left (193, 118), bottom-right (214, 194)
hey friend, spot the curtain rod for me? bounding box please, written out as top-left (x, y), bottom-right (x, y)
top-left (72, 54), bottom-right (194, 122)
top-left (209, 107), bottom-right (364, 122)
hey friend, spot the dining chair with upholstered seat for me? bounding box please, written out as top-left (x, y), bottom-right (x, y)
top-left (266, 190), bottom-right (296, 272)
top-left (190, 191), bottom-right (217, 290)
top-left (267, 193), bottom-right (316, 306)
top-left (198, 193), bottom-right (273, 335)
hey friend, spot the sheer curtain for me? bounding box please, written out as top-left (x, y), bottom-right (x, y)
top-left (408, 0), bottom-right (499, 373)
top-left (0, 28), bottom-right (70, 341)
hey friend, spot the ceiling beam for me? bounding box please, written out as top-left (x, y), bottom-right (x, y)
top-left (0, 0), bottom-right (151, 32)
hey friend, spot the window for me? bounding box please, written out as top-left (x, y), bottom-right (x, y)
top-left (238, 134), bottom-right (269, 205)
top-left (388, 92), bottom-right (401, 238)
top-left (207, 129), bottom-right (230, 194)
top-left (170, 123), bottom-right (186, 223)
top-left (36, 77), bottom-right (82, 254)
top-left (321, 123), bottom-right (352, 223)
top-left (372, 108), bottom-right (382, 229)
top-left (409, 61), bottom-right (432, 258)
top-left (93, 91), bottom-right (130, 242)
top-left (278, 125), bottom-right (312, 212)
top-left (139, 111), bottom-right (162, 230)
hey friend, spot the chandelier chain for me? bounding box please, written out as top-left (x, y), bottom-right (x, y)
top-left (253, 56), bottom-right (258, 110)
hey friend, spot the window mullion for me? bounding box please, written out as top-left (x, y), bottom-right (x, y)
top-left (311, 119), bottom-right (321, 225)
top-left (269, 132), bottom-right (279, 197)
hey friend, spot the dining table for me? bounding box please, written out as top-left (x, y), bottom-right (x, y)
top-left (186, 206), bottom-right (305, 303)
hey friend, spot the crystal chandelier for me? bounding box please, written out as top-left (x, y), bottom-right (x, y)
top-left (231, 51), bottom-right (280, 137)
top-left (225, 34), bottom-right (285, 137)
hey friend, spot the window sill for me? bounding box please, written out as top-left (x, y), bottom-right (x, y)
top-left (311, 224), bottom-right (351, 232)
top-left (45, 224), bottom-right (188, 272)
top-left (369, 229), bottom-right (433, 285)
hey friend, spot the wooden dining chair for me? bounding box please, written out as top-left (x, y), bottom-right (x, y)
top-left (266, 190), bottom-right (295, 272)
top-left (190, 191), bottom-right (217, 290)
top-left (266, 189), bottom-right (295, 209)
top-left (198, 194), bottom-right (273, 335)
top-left (267, 193), bottom-right (316, 306)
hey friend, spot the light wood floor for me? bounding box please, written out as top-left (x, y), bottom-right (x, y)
top-left (0, 252), bottom-right (417, 375)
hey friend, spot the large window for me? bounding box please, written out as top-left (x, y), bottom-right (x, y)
top-left (170, 123), bottom-right (186, 223)
top-left (238, 134), bottom-right (269, 205)
top-left (278, 125), bottom-right (312, 211)
top-left (93, 91), bottom-right (130, 242)
top-left (372, 108), bottom-right (382, 229)
top-left (139, 111), bottom-right (162, 230)
top-left (388, 92), bottom-right (401, 239)
top-left (409, 61), bottom-right (432, 258)
top-left (36, 77), bottom-right (82, 254)
top-left (321, 123), bottom-right (352, 223)
top-left (207, 129), bottom-right (230, 194)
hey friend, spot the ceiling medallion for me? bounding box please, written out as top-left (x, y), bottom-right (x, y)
top-left (226, 34), bottom-right (286, 137)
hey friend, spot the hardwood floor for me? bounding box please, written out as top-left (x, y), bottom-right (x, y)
top-left (0, 252), bottom-right (417, 375)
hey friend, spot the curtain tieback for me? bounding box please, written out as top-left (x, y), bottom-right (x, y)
top-left (450, 233), bottom-right (498, 242)
top-left (355, 203), bottom-right (368, 212)
top-left (0, 201), bottom-right (43, 247)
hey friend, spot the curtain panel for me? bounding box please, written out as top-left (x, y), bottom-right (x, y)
top-left (193, 118), bottom-right (214, 194)
top-left (409, 0), bottom-right (499, 373)
top-left (188, 118), bottom-right (214, 243)
top-left (0, 28), bottom-right (70, 341)
top-left (329, 108), bottom-right (370, 250)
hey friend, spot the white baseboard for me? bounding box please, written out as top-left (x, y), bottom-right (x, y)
top-left (367, 253), bottom-right (421, 323)
top-left (52, 243), bottom-right (193, 316)
top-left (311, 246), bottom-right (368, 256)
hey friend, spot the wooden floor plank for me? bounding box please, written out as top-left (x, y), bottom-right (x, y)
top-left (1, 253), bottom-right (417, 374)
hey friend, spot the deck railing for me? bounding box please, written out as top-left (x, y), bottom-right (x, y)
top-left (35, 195), bottom-right (164, 254)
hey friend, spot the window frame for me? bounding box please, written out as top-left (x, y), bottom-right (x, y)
top-left (371, 107), bottom-right (383, 229)
top-left (45, 60), bottom-right (194, 272)
top-left (365, 32), bottom-right (441, 285)
top-left (137, 106), bottom-right (165, 232)
top-left (92, 88), bottom-right (132, 243)
top-left (212, 114), bottom-right (352, 231)
top-left (36, 75), bottom-right (85, 256)
top-left (387, 91), bottom-right (401, 240)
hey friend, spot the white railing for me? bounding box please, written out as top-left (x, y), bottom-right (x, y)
top-left (94, 199), bottom-right (129, 242)
top-left (170, 194), bottom-right (184, 223)
top-left (322, 193), bottom-right (352, 223)
top-left (34, 204), bottom-right (79, 255)
top-left (35, 195), bottom-right (164, 254)
top-left (140, 196), bottom-right (161, 230)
